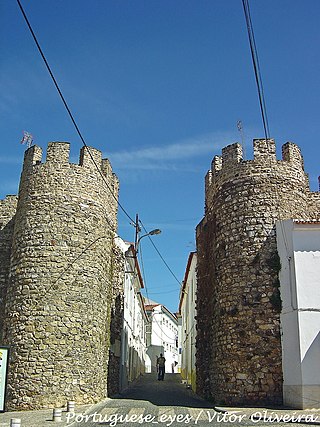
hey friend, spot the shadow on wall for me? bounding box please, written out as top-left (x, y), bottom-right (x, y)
top-left (108, 292), bottom-right (124, 396)
top-left (0, 218), bottom-right (16, 342)
top-left (119, 334), bottom-right (146, 393)
top-left (302, 330), bottom-right (320, 387)
top-left (196, 220), bottom-right (283, 405)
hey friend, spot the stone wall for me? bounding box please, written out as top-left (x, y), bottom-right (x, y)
top-left (196, 139), bottom-right (320, 406)
top-left (1, 142), bottom-right (119, 410)
top-left (0, 196), bottom-right (17, 339)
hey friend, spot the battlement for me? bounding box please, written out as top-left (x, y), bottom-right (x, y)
top-left (23, 144), bottom-right (43, 167)
top-left (22, 142), bottom-right (115, 178)
top-left (210, 139), bottom-right (305, 175)
top-left (253, 138), bottom-right (276, 161)
top-left (211, 155), bottom-right (222, 172)
top-left (282, 141), bottom-right (303, 167)
top-left (46, 141), bottom-right (70, 163)
top-left (2, 140), bottom-right (120, 410)
top-left (222, 143), bottom-right (243, 165)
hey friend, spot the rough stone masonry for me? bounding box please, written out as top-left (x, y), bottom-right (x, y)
top-left (0, 142), bottom-right (119, 410)
top-left (196, 139), bottom-right (320, 406)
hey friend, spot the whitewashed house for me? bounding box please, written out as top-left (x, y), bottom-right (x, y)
top-left (277, 220), bottom-right (320, 409)
top-left (178, 252), bottom-right (197, 391)
top-left (115, 238), bottom-right (149, 390)
top-left (144, 299), bottom-right (178, 375)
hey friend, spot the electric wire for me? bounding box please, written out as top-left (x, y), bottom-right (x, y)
top-left (151, 312), bottom-right (178, 342)
top-left (42, 234), bottom-right (115, 301)
top-left (17, 0), bottom-right (185, 294)
top-left (139, 244), bottom-right (172, 343)
top-left (240, 5), bottom-right (311, 408)
top-left (147, 289), bottom-right (179, 295)
top-left (16, 0), bottom-right (135, 226)
top-left (242, 0), bottom-right (290, 256)
top-left (139, 245), bottom-right (178, 343)
top-left (139, 219), bottom-right (182, 287)
top-left (242, 0), bottom-right (270, 141)
top-left (151, 326), bottom-right (177, 345)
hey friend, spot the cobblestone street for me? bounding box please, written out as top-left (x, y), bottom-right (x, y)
top-left (65, 374), bottom-right (320, 427)
top-left (114, 373), bottom-right (213, 407)
top-left (0, 374), bottom-right (319, 427)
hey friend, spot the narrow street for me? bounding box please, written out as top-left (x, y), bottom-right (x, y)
top-left (0, 373), bottom-right (317, 427)
top-left (114, 373), bottom-right (213, 407)
top-left (66, 374), bottom-right (285, 427)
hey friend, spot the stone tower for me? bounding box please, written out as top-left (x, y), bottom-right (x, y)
top-left (0, 195), bottom-right (18, 336)
top-left (1, 142), bottom-right (119, 409)
top-left (196, 139), bottom-right (320, 405)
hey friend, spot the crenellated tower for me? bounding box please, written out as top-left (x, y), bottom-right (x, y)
top-left (1, 142), bottom-right (119, 409)
top-left (196, 139), bottom-right (320, 405)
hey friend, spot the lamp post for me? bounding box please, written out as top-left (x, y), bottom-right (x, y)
top-left (134, 213), bottom-right (161, 253)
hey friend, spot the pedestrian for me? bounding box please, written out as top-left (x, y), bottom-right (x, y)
top-left (157, 353), bottom-right (166, 381)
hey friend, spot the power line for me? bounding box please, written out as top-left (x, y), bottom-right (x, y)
top-left (151, 312), bottom-right (177, 343)
top-left (46, 234), bottom-right (115, 297)
top-left (16, 0), bottom-right (135, 226)
top-left (138, 242), bottom-right (150, 302)
top-left (138, 243), bottom-right (172, 342)
top-left (242, 0), bottom-right (270, 141)
top-left (140, 245), bottom-right (178, 342)
top-left (17, 0), bottom-right (186, 296)
top-left (242, 0), bottom-right (291, 257)
top-left (139, 219), bottom-right (182, 287)
top-left (147, 289), bottom-right (179, 295)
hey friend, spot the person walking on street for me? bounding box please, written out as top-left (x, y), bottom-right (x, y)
top-left (157, 353), bottom-right (166, 381)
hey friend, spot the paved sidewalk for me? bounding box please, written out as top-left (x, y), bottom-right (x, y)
top-left (0, 404), bottom-right (92, 427)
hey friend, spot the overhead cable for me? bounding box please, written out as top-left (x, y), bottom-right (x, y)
top-left (139, 220), bottom-right (182, 287)
top-left (242, 0), bottom-right (290, 256)
top-left (242, 0), bottom-right (270, 141)
top-left (16, 0), bottom-right (135, 225)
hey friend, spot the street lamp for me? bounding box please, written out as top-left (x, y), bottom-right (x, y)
top-left (136, 228), bottom-right (161, 253)
top-left (134, 214), bottom-right (161, 253)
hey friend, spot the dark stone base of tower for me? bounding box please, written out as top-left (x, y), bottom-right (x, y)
top-left (196, 139), bottom-right (320, 406)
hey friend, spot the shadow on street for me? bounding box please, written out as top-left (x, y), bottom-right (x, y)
top-left (113, 373), bottom-right (214, 408)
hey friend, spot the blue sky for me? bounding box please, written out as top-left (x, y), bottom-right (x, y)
top-left (1, 0), bottom-right (320, 313)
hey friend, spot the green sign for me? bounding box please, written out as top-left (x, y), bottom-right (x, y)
top-left (0, 347), bottom-right (9, 412)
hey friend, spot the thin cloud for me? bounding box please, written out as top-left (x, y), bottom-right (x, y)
top-left (105, 131), bottom-right (235, 171)
top-left (0, 156), bottom-right (23, 165)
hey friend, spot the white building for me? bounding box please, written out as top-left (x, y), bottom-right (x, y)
top-left (115, 238), bottom-right (149, 390)
top-left (178, 252), bottom-right (197, 391)
top-left (277, 220), bottom-right (320, 409)
top-left (144, 299), bottom-right (178, 375)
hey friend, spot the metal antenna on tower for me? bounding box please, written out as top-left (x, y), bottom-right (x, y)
top-left (20, 131), bottom-right (34, 148)
top-left (237, 120), bottom-right (246, 160)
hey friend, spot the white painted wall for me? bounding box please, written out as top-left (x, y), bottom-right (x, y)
top-left (179, 253), bottom-right (197, 390)
top-left (145, 303), bottom-right (178, 374)
top-left (115, 238), bottom-right (148, 390)
top-left (277, 220), bottom-right (320, 408)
